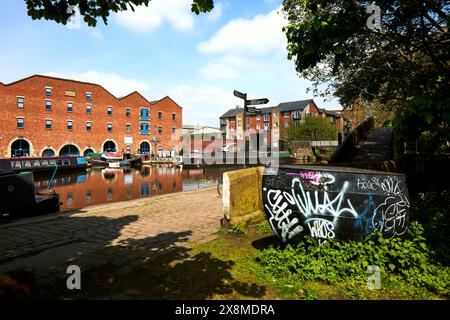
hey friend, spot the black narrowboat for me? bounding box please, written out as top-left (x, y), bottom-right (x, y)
top-left (0, 156), bottom-right (87, 174)
top-left (0, 171), bottom-right (60, 219)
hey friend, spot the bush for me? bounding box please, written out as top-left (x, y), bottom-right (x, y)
top-left (256, 222), bottom-right (450, 297)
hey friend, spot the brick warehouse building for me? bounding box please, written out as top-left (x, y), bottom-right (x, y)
top-left (0, 75), bottom-right (182, 158)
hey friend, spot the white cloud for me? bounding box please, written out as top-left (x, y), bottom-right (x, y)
top-left (198, 62), bottom-right (238, 79)
top-left (44, 70), bottom-right (149, 97)
top-left (198, 8), bottom-right (286, 56)
top-left (115, 0), bottom-right (195, 33)
top-left (197, 7), bottom-right (287, 80)
top-left (206, 3), bottom-right (224, 22)
top-left (167, 85), bottom-right (240, 126)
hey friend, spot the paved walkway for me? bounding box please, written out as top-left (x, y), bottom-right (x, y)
top-left (0, 187), bottom-right (222, 293)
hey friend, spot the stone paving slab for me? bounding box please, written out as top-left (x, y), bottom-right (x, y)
top-left (0, 187), bottom-right (223, 287)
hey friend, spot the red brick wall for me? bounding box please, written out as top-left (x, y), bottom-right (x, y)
top-left (0, 75), bottom-right (182, 157)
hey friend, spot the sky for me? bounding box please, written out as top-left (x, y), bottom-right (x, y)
top-left (0, 0), bottom-right (341, 127)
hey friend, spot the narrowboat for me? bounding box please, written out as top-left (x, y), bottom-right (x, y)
top-left (0, 156), bottom-right (88, 174)
top-left (0, 171), bottom-right (60, 219)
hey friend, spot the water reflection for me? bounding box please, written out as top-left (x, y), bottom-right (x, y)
top-left (34, 165), bottom-right (226, 212)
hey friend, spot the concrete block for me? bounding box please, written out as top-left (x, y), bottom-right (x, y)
top-left (222, 166), bottom-right (266, 227)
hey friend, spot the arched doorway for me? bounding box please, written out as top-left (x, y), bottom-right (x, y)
top-left (83, 148), bottom-right (95, 156)
top-left (139, 141), bottom-right (151, 154)
top-left (103, 141), bottom-right (117, 152)
top-left (42, 149), bottom-right (55, 157)
top-left (11, 139), bottom-right (30, 157)
top-left (59, 144), bottom-right (80, 156)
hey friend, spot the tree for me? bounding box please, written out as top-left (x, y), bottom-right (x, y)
top-left (282, 0), bottom-right (449, 153)
top-left (284, 116), bottom-right (337, 142)
top-left (25, 0), bottom-right (214, 27)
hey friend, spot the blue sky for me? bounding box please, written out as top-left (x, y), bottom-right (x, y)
top-left (0, 0), bottom-right (341, 126)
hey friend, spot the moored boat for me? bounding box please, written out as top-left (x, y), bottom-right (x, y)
top-left (101, 152), bottom-right (123, 161)
top-left (0, 156), bottom-right (87, 174)
top-left (0, 171), bottom-right (60, 219)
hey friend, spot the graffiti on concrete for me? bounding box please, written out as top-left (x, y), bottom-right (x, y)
top-left (262, 166), bottom-right (410, 242)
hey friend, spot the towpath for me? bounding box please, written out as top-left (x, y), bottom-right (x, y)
top-left (0, 187), bottom-right (222, 298)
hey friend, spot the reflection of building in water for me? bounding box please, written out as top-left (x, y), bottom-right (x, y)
top-left (35, 166), bottom-right (182, 211)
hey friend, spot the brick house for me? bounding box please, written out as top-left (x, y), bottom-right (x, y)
top-left (0, 75), bottom-right (182, 158)
top-left (219, 99), bottom-right (322, 148)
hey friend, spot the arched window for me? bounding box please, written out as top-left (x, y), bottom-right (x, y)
top-left (11, 139), bottom-right (30, 157)
top-left (103, 141), bottom-right (117, 152)
top-left (83, 148), bottom-right (95, 156)
top-left (139, 142), bottom-right (151, 154)
top-left (42, 149), bottom-right (55, 157)
top-left (59, 144), bottom-right (80, 156)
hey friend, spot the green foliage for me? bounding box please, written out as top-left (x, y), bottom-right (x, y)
top-left (253, 221), bottom-right (273, 234)
top-left (409, 190), bottom-right (450, 265)
top-left (25, 0), bottom-right (214, 27)
top-left (284, 116), bottom-right (337, 141)
top-left (227, 225), bottom-right (248, 235)
top-left (256, 222), bottom-right (450, 297)
top-left (282, 0), bottom-right (450, 153)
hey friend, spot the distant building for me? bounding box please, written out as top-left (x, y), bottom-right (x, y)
top-left (219, 99), bottom-right (322, 148)
top-left (0, 75), bottom-right (182, 158)
top-left (317, 108), bottom-right (346, 131)
top-left (182, 124), bottom-right (222, 136)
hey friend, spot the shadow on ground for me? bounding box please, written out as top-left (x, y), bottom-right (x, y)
top-left (0, 213), bottom-right (266, 300)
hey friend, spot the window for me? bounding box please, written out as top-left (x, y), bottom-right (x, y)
top-left (263, 114), bottom-right (269, 122)
top-left (86, 92), bottom-right (92, 101)
top-left (293, 110), bottom-right (301, 119)
top-left (158, 125), bottom-right (162, 134)
top-left (107, 123), bottom-right (112, 132)
top-left (126, 145), bottom-right (131, 152)
top-left (45, 87), bottom-right (52, 96)
top-left (86, 121), bottom-right (92, 132)
top-left (284, 111), bottom-right (290, 118)
top-left (45, 100), bottom-right (52, 111)
top-left (86, 104), bottom-right (92, 114)
top-left (256, 114), bottom-right (260, 120)
top-left (126, 124), bottom-right (131, 133)
top-left (67, 102), bottom-right (73, 112)
top-left (17, 97), bottom-right (24, 108)
top-left (264, 123), bottom-right (269, 131)
top-left (172, 127), bottom-right (176, 134)
top-left (158, 111), bottom-right (162, 120)
top-left (285, 121), bottom-right (289, 128)
top-left (107, 106), bottom-right (112, 115)
top-left (17, 118), bottom-right (24, 128)
top-left (256, 124), bottom-right (260, 130)
top-left (246, 117), bottom-right (250, 130)
top-left (140, 108), bottom-right (149, 120)
top-left (140, 123), bottom-right (149, 135)
top-left (126, 108), bottom-right (131, 118)
top-left (45, 119), bottom-right (52, 130)
top-left (172, 113), bottom-right (176, 120)
top-left (67, 120), bottom-right (73, 131)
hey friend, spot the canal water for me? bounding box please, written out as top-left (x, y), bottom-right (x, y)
top-left (34, 165), bottom-right (235, 212)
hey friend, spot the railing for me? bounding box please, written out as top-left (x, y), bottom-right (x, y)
top-left (330, 117), bottom-right (375, 163)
